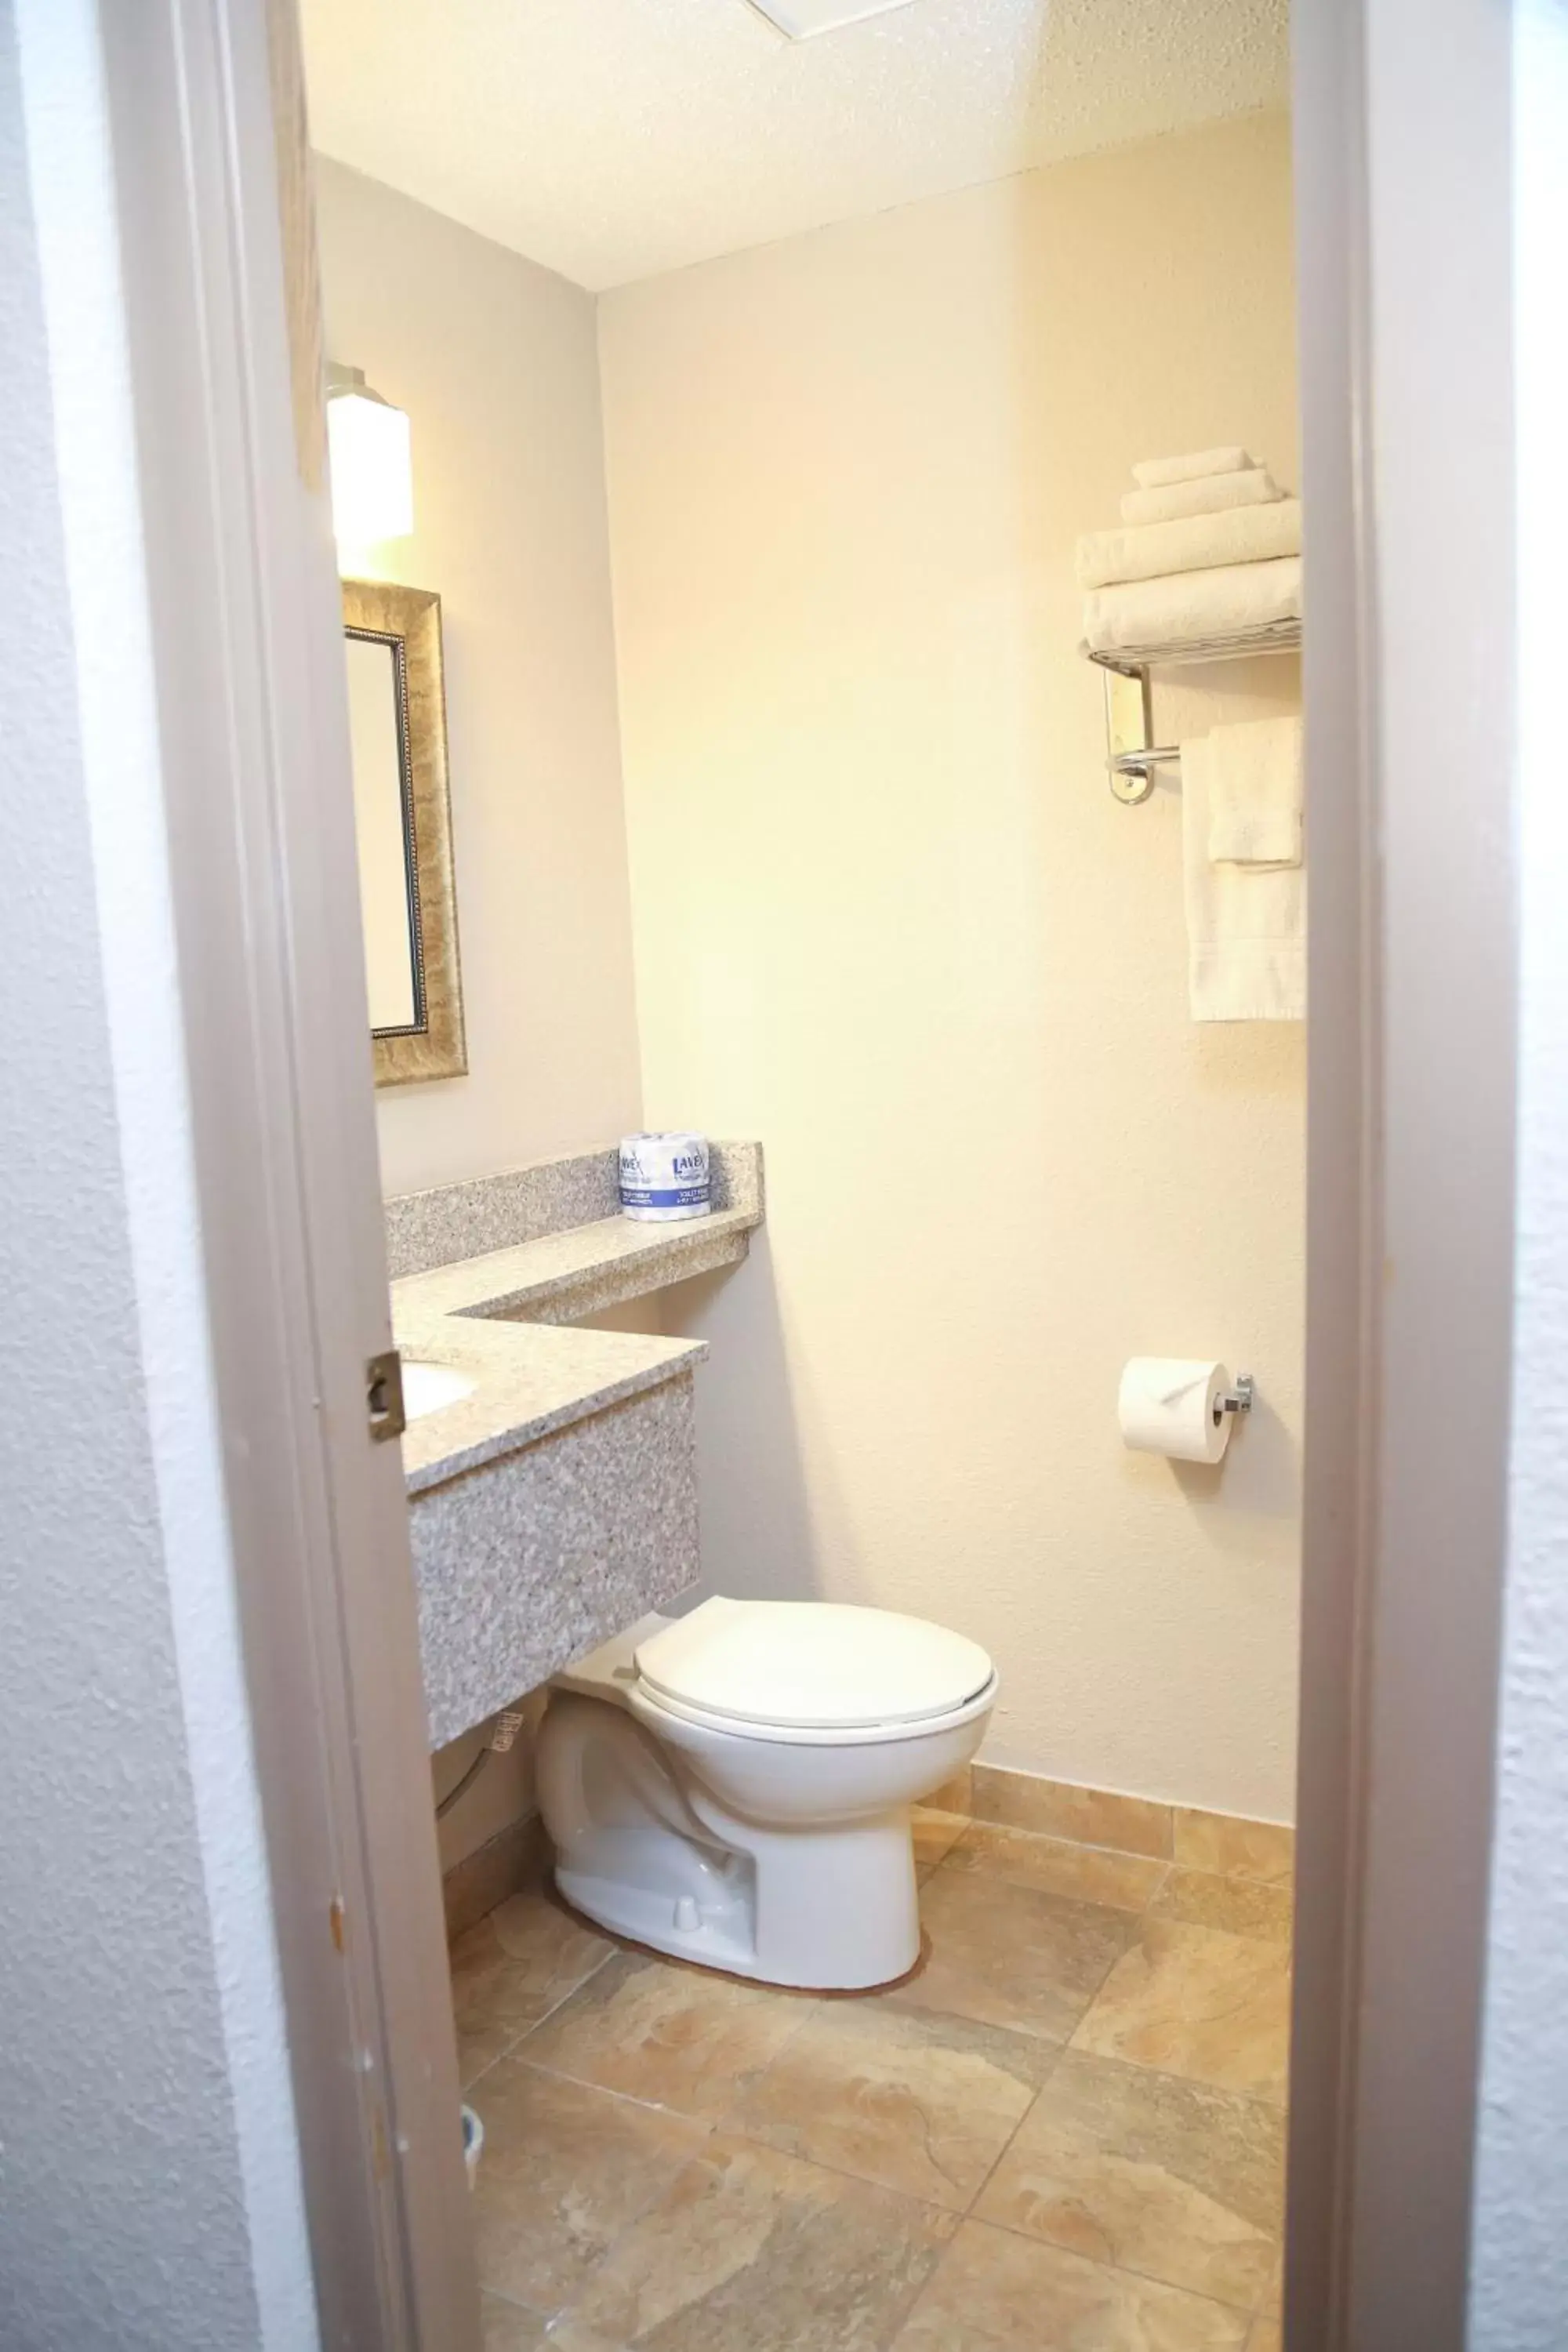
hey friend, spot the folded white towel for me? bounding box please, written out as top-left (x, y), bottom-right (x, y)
top-left (1076, 499), bottom-right (1301, 590)
top-left (1132, 447), bottom-right (1252, 490)
top-left (1081, 555), bottom-right (1301, 655)
top-left (1207, 717), bottom-right (1304, 866)
top-left (1120, 468), bottom-right (1283, 528)
top-left (1181, 733), bottom-right (1306, 1021)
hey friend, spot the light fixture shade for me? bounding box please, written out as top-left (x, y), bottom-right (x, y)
top-left (327, 380), bottom-right (413, 546)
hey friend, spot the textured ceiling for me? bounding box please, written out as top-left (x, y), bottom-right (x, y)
top-left (300, 0), bottom-right (1289, 292)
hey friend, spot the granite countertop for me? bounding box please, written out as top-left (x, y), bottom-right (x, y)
top-left (390, 1142), bottom-right (764, 1497)
top-left (393, 1306), bottom-right (707, 1497)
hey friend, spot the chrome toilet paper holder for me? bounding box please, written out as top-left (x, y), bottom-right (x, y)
top-left (1214, 1374), bottom-right (1256, 1424)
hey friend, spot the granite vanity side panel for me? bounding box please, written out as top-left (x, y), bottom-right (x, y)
top-left (385, 1139), bottom-right (764, 1279)
top-left (410, 1376), bottom-right (701, 1748)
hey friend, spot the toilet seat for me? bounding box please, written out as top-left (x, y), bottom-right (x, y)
top-left (632, 1596), bottom-right (996, 1743)
top-left (630, 1671), bottom-right (997, 1748)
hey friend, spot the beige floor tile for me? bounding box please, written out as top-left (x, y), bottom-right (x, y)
top-left (913, 1808), bottom-right (968, 1874)
top-left (449, 1891), bottom-right (614, 2085)
top-left (568, 2132), bottom-right (955, 2351)
top-left (890, 1866), bottom-right (1132, 2042)
top-left (1147, 1868), bottom-right (1294, 1945)
top-left (728, 1998), bottom-right (1058, 2211)
top-left (1247, 2323), bottom-right (1283, 2352)
top-left (468, 2058), bottom-right (707, 2312)
top-left (480, 2291), bottom-right (550, 2349)
top-left (925, 1765), bottom-right (974, 1816)
top-left (1071, 1922), bottom-right (1291, 2104)
top-left (516, 1951), bottom-right (808, 2122)
top-left (1172, 1811), bottom-right (1294, 1886)
top-left (946, 1821), bottom-right (1168, 1912)
top-left (891, 2217), bottom-right (1251, 2350)
top-left (972, 1769), bottom-right (1174, 1860)
top-left (974, 2049), bottom-right (1284, 2311)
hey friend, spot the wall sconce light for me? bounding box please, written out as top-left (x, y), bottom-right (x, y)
top-left (326, 363), bottom-right (413, 548)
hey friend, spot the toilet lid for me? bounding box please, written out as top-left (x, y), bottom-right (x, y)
top-left (634, 1597), bottom-right (994, 1732)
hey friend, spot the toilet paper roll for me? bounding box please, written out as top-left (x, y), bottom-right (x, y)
top-left (618, 1131), bottom-right (711, 1224)
top-left (1118, 1358), bottom-right (1233, 1465)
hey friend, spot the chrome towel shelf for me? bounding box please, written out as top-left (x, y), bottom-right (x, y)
top-left (1083, 619), bottom-right (1302, 804)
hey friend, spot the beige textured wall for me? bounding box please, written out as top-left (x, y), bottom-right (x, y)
top-left (315, 159), bottom-right (642, 1199)
top-left (600, 113), bottom-right (1303, 1820)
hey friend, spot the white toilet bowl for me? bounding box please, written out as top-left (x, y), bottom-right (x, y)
top-left (535, 1597), bottom-right (996, 1990)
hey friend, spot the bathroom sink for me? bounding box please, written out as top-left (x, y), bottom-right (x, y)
top-left (401, 1360), bottom-right (476, 1421)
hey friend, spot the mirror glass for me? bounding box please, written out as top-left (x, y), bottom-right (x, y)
top-left (346, 629), bottom-right (419, 1033)
top-left (339, 579), bottom-right (466, 1087)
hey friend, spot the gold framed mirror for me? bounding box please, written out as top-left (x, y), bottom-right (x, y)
top-left (342, 579), bottom-right (467, 1086)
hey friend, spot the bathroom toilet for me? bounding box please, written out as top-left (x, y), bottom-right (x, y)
top-left (535, 1597), bottom-right (996, 1990)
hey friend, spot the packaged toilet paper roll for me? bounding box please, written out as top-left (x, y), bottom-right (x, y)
top-left (618, 1131), bottom-right (711, 1223)
top-left (1118, 1358), bottom-right (1234, 1465)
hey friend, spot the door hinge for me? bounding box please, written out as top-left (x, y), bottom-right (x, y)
top-left (365, 1347), bottom-right (405, 1443)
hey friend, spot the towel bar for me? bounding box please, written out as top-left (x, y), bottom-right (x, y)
top-left (1108, 742), bottom-right (1182, 801)
top-left (1083, 620), bottom-right (1302, 804)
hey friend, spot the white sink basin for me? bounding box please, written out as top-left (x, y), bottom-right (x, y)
top-left (401, 1360), bottom-right (477, 1421)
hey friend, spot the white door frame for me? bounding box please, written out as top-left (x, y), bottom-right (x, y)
top-left (95, 0), bottom-right (1520, 2343)
top-left (1287, 0), bottom-right (1518, 2343)
top-left (96, 2), bottom-right (477, 2343)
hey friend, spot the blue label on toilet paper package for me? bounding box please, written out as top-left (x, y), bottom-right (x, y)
top-left (619, 1133), bottom-right (711, 1218)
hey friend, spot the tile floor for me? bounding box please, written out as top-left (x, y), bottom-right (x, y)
top-left (452, 1803), bottom-right (1290, 2351)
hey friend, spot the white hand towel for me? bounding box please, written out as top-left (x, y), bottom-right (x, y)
top-left (1120, 468), bottom-right (1283, 528)
top-left (1181, 733), bottom-right (1306, 1021)
top-left (1082, 555), bottom-right (1301, 656)
top-left (1076, 499), bottom-right (1301, 590)
top-left (1132, 446), bottom-right (1252, 490)
top-left (1207, 717), bottom-right (1304, 866)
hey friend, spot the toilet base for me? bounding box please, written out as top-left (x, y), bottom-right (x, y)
top-left (552, 1871), bottom-right (929, 1995)
top-left (536, 1691), bottom-right (927, 1991)
top-left (554, 1809), bottom-right (922, 1990)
